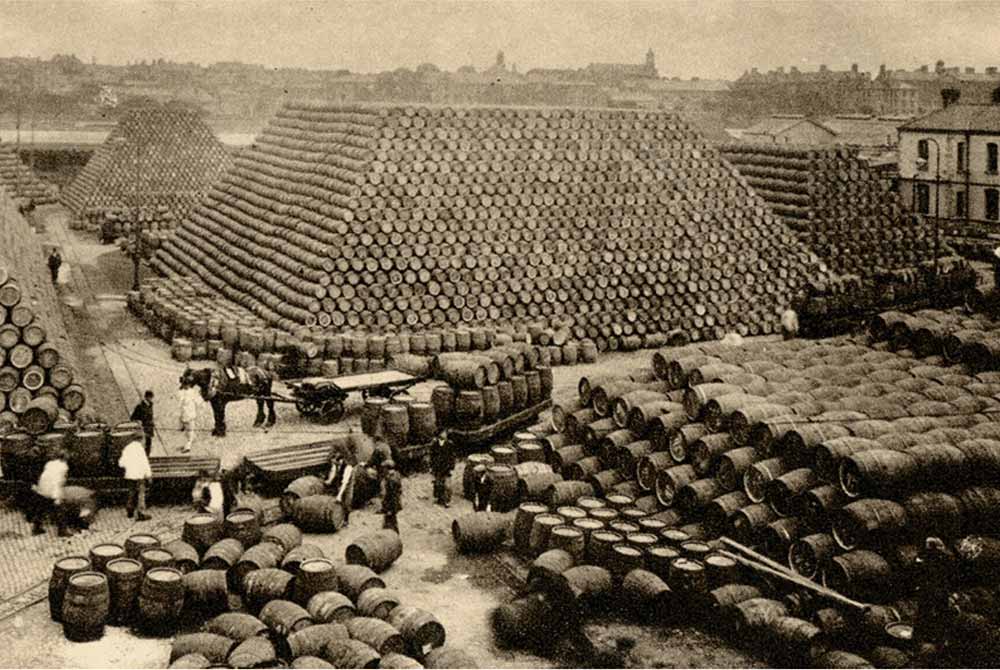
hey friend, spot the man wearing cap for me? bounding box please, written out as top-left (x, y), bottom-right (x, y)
top-left (380, 460), bottom-right (403, 534)
top-left (326, 451), bottom-right (356, 527)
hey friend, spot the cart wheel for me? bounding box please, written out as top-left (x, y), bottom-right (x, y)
top-left (322, 399), bottom-right (345, 423)
top-left (295, 399), bottom-right (312, 416)
top-left (361, 389), bottom-right (369, 400)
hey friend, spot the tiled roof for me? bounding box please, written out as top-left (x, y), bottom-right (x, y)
top-left (900, 104), bottom-right (1000, 132)
top-left (744, 116), bottom-right (836, 137)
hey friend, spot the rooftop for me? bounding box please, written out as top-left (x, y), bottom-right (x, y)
top-left (900, 104), bottom-right (1000, 132)
top-left (743, 115), bottom-right (836, 137)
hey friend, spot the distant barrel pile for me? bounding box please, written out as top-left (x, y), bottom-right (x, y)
top-left (0, 144), bottom-right (57, 204)
top-left (61, 106), bottom-right (231, 232)
top-left (153, 102), bottom-right (831, 348)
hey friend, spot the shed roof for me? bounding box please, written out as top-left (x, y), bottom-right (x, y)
top-left (900, 104), bottom-right (1000, 132)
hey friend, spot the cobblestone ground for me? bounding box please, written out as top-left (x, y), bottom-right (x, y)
top-left (0, 500), bottom-right (194, 618)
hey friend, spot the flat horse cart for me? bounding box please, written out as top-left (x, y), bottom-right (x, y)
top-left (279, 370), bottom-right (424, 423)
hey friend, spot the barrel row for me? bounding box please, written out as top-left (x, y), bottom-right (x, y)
top-left (1, 420), bottom-right (143, 482)
top-left (0, 146), bottom-right (57, 204)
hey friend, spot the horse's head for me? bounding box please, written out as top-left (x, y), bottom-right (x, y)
top-left (183, 368), bottom-right (217, 401)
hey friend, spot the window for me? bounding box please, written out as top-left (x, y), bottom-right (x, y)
top-left (987, 189), bottom-right (1000, 221)
top-left (917, 139), bottom-right (930, 171)
top-left (956, 190), bottom-right (967, 217)
top-left (957, 141), bottom-right (966, 172)
top-left (916, 183), bottom-right (930, 214)
top-left (988, 143), bottom-right (998, 174)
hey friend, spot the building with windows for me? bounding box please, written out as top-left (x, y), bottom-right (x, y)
top-left (898, 104), bottom-right (1000, 229)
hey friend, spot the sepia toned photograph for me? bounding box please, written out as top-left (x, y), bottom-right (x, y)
top-left (0, 1), bottom-right (998, 667)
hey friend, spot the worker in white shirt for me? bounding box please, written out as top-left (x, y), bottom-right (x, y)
top-left (177, 377), bottom-right (201, 454)
top-left (781, 308), bottom-right (800, 341)
top-left (192, 469), bottom-right (225, 521)
top-left (119, 438), bottom-right (153, 521)
top-left (30, 449), bottom-right (71, 536)
top-left (326, 452), bottom-right (356, 528)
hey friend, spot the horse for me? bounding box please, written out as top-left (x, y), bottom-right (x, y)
top-left (181, 365), bottom-right (277, 437)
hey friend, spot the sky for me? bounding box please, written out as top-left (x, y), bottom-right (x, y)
top-left (0, 0), bottom-right (998, 80)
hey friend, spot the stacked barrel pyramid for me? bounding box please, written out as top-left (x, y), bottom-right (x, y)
top-left (61, 106), bottom-right (231, 230)
top-left (154, 102), bottom-right (834, 342)
top-left (0, 143), bottom-right (57, 204)
top-left (719, 144), bottom-right (951, 279)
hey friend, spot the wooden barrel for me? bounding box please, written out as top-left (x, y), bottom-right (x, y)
top-left (388, 605), bottom-right (447, 658)
top-left (183, 513), bottom-right (224, 556)
top-left (527, 548), bottom-right (576, 590)
top-left (105, 557), bottom-right (143, 625)
top-left (230, 542), bottom-right (285, 592)
top-left (485, 464), bottom-right (519, 512)
top-left (138, 567), bottom-right (186, 633)
top-left (363, 397), bottom-right (390, 436)
top-left (260, 599), bottom-right (313, 637)
top-left (282, 476), bottom-right (327, 517)
top-left (407, 402), bottom-right (437, 443)
top-left (48, 556), bottom-right (91, 622)
top-left (789, 533), bottom-right (838, 579)
top-left (347, 616), bottom-right (407, 655)
top-left (831, 499), bottom-right (908, 550)
top-left (337, 564), bottom-right (387, 602)
top-left (170, 633), bottom-right (236, 666)
top-left (454, 390), bottom-right (484, 427)
top-left (430, 385), bottom-right (455, 427)
top-left (89, 543), bottom-right (125, 574)
top-left (124, 533), bottom-right (161, 560)
top-left (205, 612), bottom-right (268, 643)
top-left (744, 458), bottom-right (788, 503)
top-left (294, 558), bottom-right (340, 607)
top-left (202, 538), bottom-right (245, 571)
top-left (731, 597), bottom-right (788, 634)
top-left (229, 635), bottom-right (279, 668)
top-left (382, 404), bottom-right (411, 450)
top-left (767, 468), bottom-right (819, 517)
top-left (307, 591), bottom-right (356, 624)
top-left (667, 558), bottom-right (708, 594)
top-left (513, 502), bottom-right (550, 555)
top-left (183, 569), bottom-right (230, 617)
top-left (243, 568), bottom-right (294, 614)
top-left (61, 571), bottom-right (109, 641)
top-left (140, 547), bottom-right (176, 572)
top-left (293, 495), bottom-right (346, 532)
top-left (436, 356), bottom-right (487, 390)
top-left (324, 639), bottom-right (382, 669)
top-left (357, 588), bottom-right (401, 621)
top-left (287, 623), bottom-right (350, 659)
top-left (281, 544), bottom-right (325, 574)
top-left (346, 531), bottom-right (403, 573)
top-left (224, 509), bottom-right (261, 548)
top-left (822, 550), bottom-right (894, 603)
top-left (20, 395), bottom-right (58, 435)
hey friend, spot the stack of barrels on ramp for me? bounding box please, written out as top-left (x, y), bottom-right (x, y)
top-left (1, 420), bottom-right (144, 484)
top-left (152, 102), bottom-right (830, 347)
top-left (454, 333), bottom-right (1000, 667)
top-left (48, 503), bottom-right (478, 668)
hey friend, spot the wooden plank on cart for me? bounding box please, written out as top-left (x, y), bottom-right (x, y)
top-left (245, 439), bottom-right (340, 483)
top-left (331, 370), bottom-right (421, 392)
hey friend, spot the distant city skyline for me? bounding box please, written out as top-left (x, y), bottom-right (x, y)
top-left (0, 0), bottom-right (998, 80)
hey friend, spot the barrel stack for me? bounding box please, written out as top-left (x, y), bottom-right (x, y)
top-left (0, 143), bottom-right (57, 205)
top-left (476, 333), bottom-right (1000, 668)
top-left (0, 193), bottom-right (85, 441)
top-left (60, 105), bottom-right (231, 234)
top-left (151, 102), bottom-right (833, 350)
top-left (719, 143), bottom-right (974, 324)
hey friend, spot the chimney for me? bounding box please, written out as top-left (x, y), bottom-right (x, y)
top-left (879, 64), bottom-right (886, 77)
top-left (987, 66), bottom-right (998, 75)
top-left (936, 59), bottom-right (945, 73)
top-left (851, 63), bottom-right (859, 73)
top-left (819, 64), bottom-right (828, 73)
top-left (966, 67), bottom-right (975, 74)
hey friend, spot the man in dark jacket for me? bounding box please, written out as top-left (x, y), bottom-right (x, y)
top-left (47, 249), bottom-right (62, 284)
top-left (430, 430), bottom-right (454, 508)
top-left (381, 460), bottom-right (402, 534)
top-left (130, 390), bottom-right (156, 454)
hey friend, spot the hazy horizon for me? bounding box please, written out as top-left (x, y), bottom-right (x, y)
top-left (0, 0), bottom-right (998, 80)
